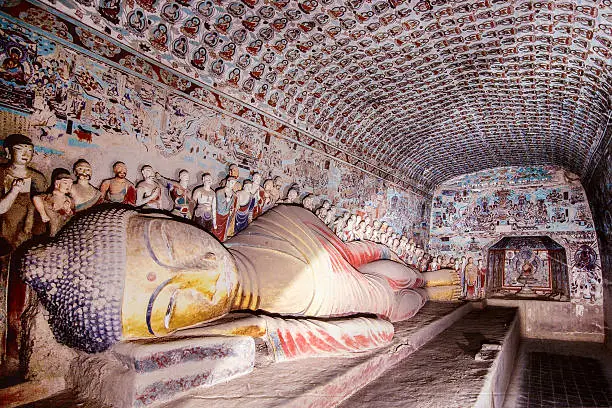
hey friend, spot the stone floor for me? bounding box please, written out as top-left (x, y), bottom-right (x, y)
top-left (338, 307), bottom-right (517, 408)
top-left (504, 339), bottom-right (612, 408)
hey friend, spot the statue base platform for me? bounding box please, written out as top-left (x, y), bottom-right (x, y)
top-left (68, 336), bottom-right (255, 408)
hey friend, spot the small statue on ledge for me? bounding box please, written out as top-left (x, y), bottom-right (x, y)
top-left (71, 159), bottom-right (102, 212)
top-left (99, 161), bottom-right (136, 205)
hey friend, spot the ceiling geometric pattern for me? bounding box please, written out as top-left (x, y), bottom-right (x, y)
top-left (26, 0), bottom-right (612, 190)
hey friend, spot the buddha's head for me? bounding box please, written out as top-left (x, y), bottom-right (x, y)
top-left (21, 207), bottom-right (239, 352)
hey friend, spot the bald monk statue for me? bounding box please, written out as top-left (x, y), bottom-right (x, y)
top-left (20, 204), bottom-right (429, 353)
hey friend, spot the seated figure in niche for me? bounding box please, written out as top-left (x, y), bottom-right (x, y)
top-left (99, 161), bottom-right (136, 205)
top-left (71, 159), bottom-right (102, 212)
top-left (192, 173), bottom-right (216, 232)
top-left (213, 176), bottom-right (237, 241)
top-left (233, 179), bottom-right (254, 234)
top-left (32, 169), bottom-right (75, 237)
top-left (135, 165), bottom-right (163, 210)
top-left (20, 204), bottom-right (430, 353)
top-left (156, 170), bottom-right (192, 218)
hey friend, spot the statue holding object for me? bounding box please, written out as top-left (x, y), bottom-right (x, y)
top-left (0, 134), bottom-right (47, 252)
top-left (135, 165), bottom-right (163, 209)
top-left (32, 169), bottom-right (75, 237)
top-left (156, 170), bottom-right (193, 218)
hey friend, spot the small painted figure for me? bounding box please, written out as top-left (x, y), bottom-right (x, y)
top-left (98, 0), bottom-right (121, 24)
top-left (301, 194), bottom-right (315, 212)
top-left (99, 161), bottom-right (137, 205)
top-left (33, 169), bottom-right (75, 237)
top-left (135, 165), bottom-right (163, 209)
top-left (324, 205), bottom-right (336, 227)
top-left (0, 134), bottom-right (47, 253)
top-left (157, 170), bottom-right (192, 218)
top-left (71, 159), bottom-right (102, 212)
top-left (213, 176), bottom-right (238, 241)
top-left (192, 173), bottom-right (216, 232)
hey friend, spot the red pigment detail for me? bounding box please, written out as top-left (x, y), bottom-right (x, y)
top-left (294, 332), bottom-right (315, 355)
top-left (281, 330), bottom-right (298, 358)
top-left (306, 331), bottom-right (335, 352)
top-left (317, 329), bottom-right (350, 351)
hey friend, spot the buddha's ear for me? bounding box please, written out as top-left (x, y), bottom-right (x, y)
top-left (4, 147), bottom-right (11, 161)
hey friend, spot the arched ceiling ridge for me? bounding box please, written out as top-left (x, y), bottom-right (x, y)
top-left (31, 0), bottom-right (612, 189)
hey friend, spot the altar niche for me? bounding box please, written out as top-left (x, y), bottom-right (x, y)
top-left (487, 236), bottom-right (569, 301)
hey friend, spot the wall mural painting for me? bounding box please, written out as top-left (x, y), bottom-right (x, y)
top-left (12, 0), bottom-right (612, 188)
top-left (0, 14), bottom-right (430, 363)
top-left (429, 166), bottom-right (603, 304)
top-left (0, 0), bottom-right (419, 191)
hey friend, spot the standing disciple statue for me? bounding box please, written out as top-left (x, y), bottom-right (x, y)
top-left (250, 172), bottom-right (265, 219)
top-left (464, 257), bottom-right (479, 299)
top-left (192, 173), bottom-right (216, 232)
top-left (233, 179), bottom-right (254, 234)
top-left (156, 170), bottom-right (192, 218)
top-left (32, 169), bottom-right (75, 237)
top-left (0, 134), bottom-right (47, 253)
top-left (99, 161), bottom-right (136, 205)
top-left (316, 200), bottom-right (330, 221)
top-left (333, 211), bottom-right (350, 236)
top-left (214, 176), bottom-right (237, 241)
top-left (324, 205), bottom-right (336, 228)
top-left (283, 187), bottom-right (299, 204)
top-left (301, 194), bottom-right (315, 212)
top-left (262, 179), bottom-right (276, 211)
top-left (135, 165), bottom-right (162, 209)
top-left (71, 159), bottom-right (102, 212)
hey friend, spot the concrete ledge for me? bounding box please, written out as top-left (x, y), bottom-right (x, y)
top-left (485, 299), bottom-right (604, 342)
top-left (475, 310), bottom-right (521, 408)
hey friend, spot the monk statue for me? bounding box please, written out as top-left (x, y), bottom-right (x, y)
top-left (192, 173), bottom-right (216, 232)
top-left (20, 204), bottom-right (430, 353)
top-left (0, 133), bottom-right (47, 253)
top-left (32, 169), bottom-right (75, 237)
top-left (135, 165), bottom-right (162, 209)
top-left (71, 159), bottom-right (102, 212)
top-left (99, 161), bottom-right (136, 205)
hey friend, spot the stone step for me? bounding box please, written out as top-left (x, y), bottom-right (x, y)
top-left (68, 336), bottom-right (256, 408)
top-left (337, 306), bottom-right (520, 408)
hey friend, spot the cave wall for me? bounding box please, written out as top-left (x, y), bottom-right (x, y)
top-left (429, 166), bottom-right (603, 341)
top-left (584, 139), bottom-right (612, 348)
top-left (0, 13), bottom-right (430, 366)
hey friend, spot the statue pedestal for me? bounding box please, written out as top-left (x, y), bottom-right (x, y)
top-left (68, 336), bottom-right (255, 408)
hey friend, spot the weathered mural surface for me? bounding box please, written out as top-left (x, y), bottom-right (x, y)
top-left (429, 166), bottom-right (602, 304)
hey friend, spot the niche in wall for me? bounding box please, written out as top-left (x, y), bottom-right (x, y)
top-left (487, 236), bottom-right (569, 301)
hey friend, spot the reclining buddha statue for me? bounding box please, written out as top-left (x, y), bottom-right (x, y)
top-left (20, 204), bottom-right (432, 355)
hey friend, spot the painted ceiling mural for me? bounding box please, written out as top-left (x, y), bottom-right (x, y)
top-left (5, 0), bottom-right (610, 190)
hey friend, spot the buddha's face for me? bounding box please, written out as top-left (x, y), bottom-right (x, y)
top-left (121, 214), bottom-right (239, 339)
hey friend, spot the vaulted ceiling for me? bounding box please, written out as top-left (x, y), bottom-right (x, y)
top-left (35, 0), bottom-right (612, 190)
